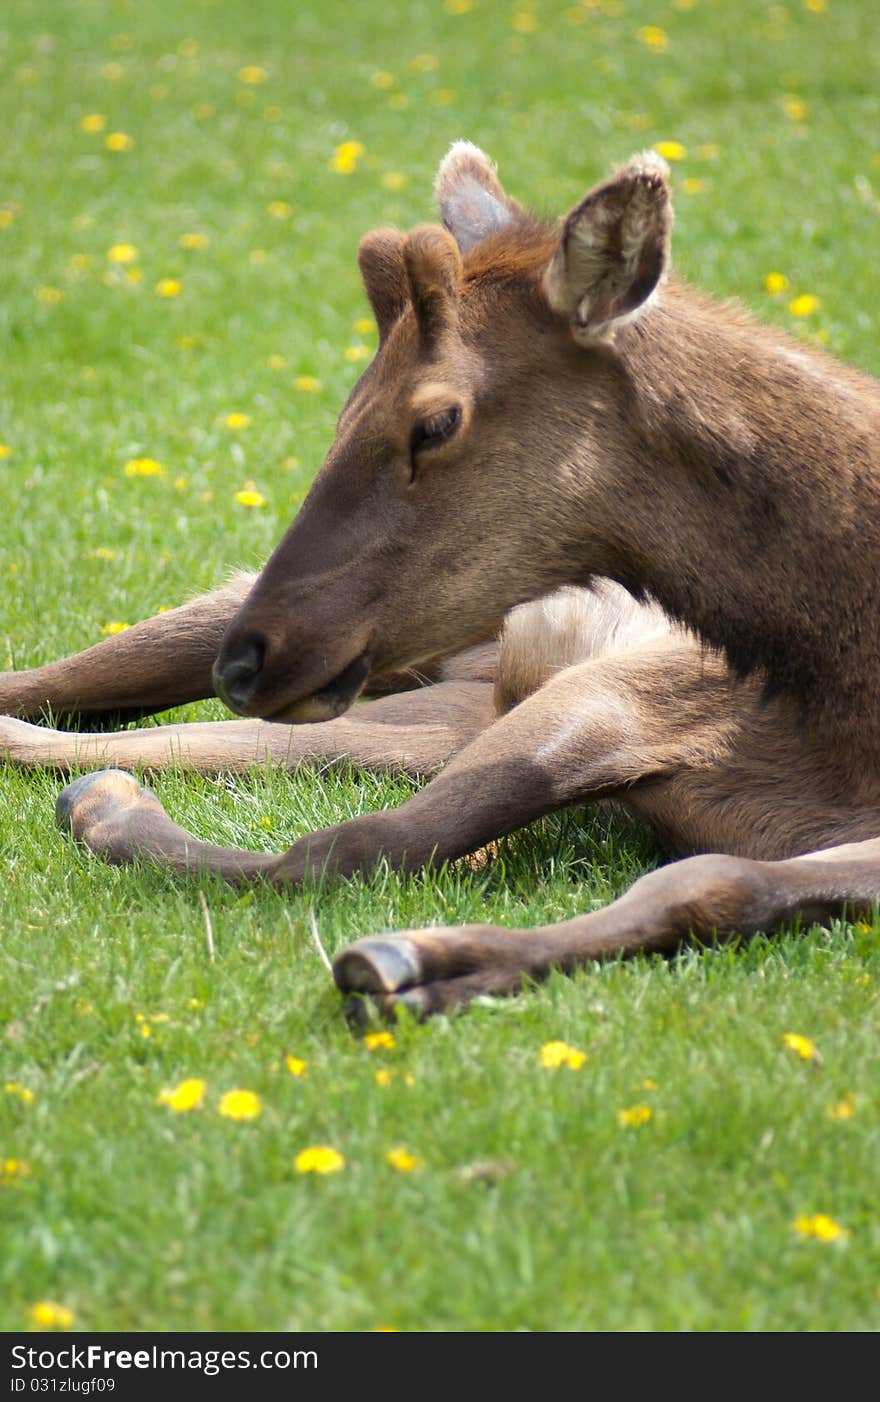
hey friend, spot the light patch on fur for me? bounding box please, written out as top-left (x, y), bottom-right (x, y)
top-left (435, 140), bottom-right (516, 254)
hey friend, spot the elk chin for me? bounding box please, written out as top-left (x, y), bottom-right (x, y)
top-left (266, 648), bottom-right (371, 724)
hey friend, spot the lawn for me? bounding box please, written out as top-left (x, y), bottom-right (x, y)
top-left (1, 0), bottom-right (879, 1333)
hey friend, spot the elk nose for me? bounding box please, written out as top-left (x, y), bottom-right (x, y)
top-left (213, 635), bottom-right (265, 712)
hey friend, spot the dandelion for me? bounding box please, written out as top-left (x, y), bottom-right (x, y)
top-left (381, 171), bottom-right (408, 192)
top-left (267, 354), bottom-right (286, 370)
top-left (827, 1092), bottom-right (856, 1121)
top-left (654, 140), bottom-right (687, 161)
top-left (344, 345), bottom-right (371, 362)
top-left (353, 317), bottom-right (375, 336)
top-left (783, 1030), bottom-right (820, 1059)
top-left (793, 1213), bottom-right (848, 1242)
top-left (540, 1040), bottom-right (587, 1070)
top-left (80, 113), bottom-right (106, 133)
top-left (641, 1077), bottom-right (659, 1091)
top-left (0, 208), bottom-right (15, 229)
top-left (179, 231), bottom-right (209, 249)
top-left (234, 483), bottom-right (267, 508)
top-left (156, 278), bottom-right (181, 298)
top-left (286, 1056), bottom-right (307, 1077)
top-left (788, 294), bottom-right (820, 318)
top-left (294, 376), bottom-right (322, 393)
top-left (1, 1158), bottom-right (30, 1185)
top-left (330, 140), bottom-right (365, 175)
top-left (804, 0), bottom-right (827, 11)
top-left (124, 457), bottom-right (165, 477)
top-left (0, 444), bottom-right (13, 459)
top-left (783, 95), bottom-right (808, 122)
top-left (638, 25), bottom-right (669, 50)
top-left (374, 1068), bottom-right (393, 1087)
top-left (224, 412), bottom-right (251, 430)
top-left (173, 474), bottom-right (188, 492)
top-left (371, 70), bottom-right (396, 89)
top-left (37, 286), bottom-right (65, 304)
top-left (511, 11), bottom-right (539, 32)
top-left (409, 53), bottom-right (439, 72)
top-left (386, 1145), bottom-right (422, 1172)
top-left (294, 1145), bottom-right (345, 1174)
top-left (618, 1103), bottom-right (652, 1128)
top-left (107, 243), bottom-right (138, 265)
top-left (157, 1077), bottom-right (206, 1112)
top-left (445, 0), bottom-right (475, 12)
top-left (364, 1031), bottom-right (395, 1051)
top-left (267, 200), bottom-right (292, 219)
top-left (188, 997), bottom-right (205, 1010)
top-left (29, 1301), bottom-right (74, 1330)
top-left (105, 132), bottom-right (134, 152)
top-left (218, 1088), bottom-right (262, 1121)
top-left (682, 177), bottom-right (705, 195)
top-left (100, 621), bottom-right (129, 636)
top-left (239, 66), bottom-right (268, 84)
top-left (765, 271), bottom-right (789, 295)
top-left (4, 1082), bottom-right (35, 1103)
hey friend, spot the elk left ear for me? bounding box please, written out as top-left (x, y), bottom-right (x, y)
top-left (543, 152), bottom-right (672, 343)
top-left (434, 141), bottom-right (522, 254)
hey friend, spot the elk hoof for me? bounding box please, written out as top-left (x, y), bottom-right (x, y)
top-left (55, 769), bottom-right (159, 835)
top-left (333, 936), bottom-right (424, 994)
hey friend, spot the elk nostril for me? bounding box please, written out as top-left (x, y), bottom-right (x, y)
top-left (213, 636), bottom-right (266, 711)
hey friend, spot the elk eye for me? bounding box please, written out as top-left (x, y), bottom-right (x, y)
top-left (410, 405), bottom-right (462, 460)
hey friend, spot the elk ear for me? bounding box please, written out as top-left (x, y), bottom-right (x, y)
top-left (543, 152), bottom-right (672, 343)
top-left (434, 141), bottom-right (522, 254)
top-left (358, 228), bottom-right (409, 342)
top-left (403, 224), bottom-right (462, 346)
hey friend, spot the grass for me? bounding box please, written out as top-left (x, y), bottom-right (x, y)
top-left (2, 0), bottom-right (880, 1333)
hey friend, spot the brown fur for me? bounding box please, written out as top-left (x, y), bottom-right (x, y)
top-left (4, 143), bottom-right (880, 1018)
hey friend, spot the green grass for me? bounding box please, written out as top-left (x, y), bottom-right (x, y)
top-left (2, 0), bottom-right (880, 1333)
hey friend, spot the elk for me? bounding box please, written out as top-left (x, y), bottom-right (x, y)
top-left (2, 143), bottom-right (880, 1019)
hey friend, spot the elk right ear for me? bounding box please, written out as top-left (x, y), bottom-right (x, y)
top-left (543, 152), bottom-right (672, 344)
top-left (434, 141), bottom-right (522, 253)
top-left (358, 228), bottom-right (409, 342)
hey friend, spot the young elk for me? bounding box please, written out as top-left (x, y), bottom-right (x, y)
top-left (2, 143), bottom-right (880, 1019)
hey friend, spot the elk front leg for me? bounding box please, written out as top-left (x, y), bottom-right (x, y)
top-left (0, 574), bottom-right (254, 722)
top-left (335, 838), bottom-right (880, 1018)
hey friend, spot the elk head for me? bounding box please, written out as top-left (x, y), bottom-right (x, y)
top-left (213, 143), bottom-right (673, 721)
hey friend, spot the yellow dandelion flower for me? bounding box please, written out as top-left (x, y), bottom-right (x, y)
top-left (784, 1030), bottom-right (819, 1058)
top-left (783, 94), bottom-right (808, 122)
top-left (1, 1158), bottom-right (30, 1185)
top-left (294, 375), bottom-right (322, 393)
top-left (0, 444), bottom-right (13, 459)
top-left (37, 286), bottom-right (65, 304)
top-left (105, 132), bottom-right (134, 152)
top-left (638, 25), bottom-right (669, 50)
top-left (107, 243), bottom-right (138, 265)
top-left (224, 412), bottom-right (251, 430)
top-left (344, 344), bottom-right (371, 362)
top-left (80, 113), bottom-right (106, 133)
top-left (682, 177), bottom-right (705, 195)
top-left (188, 997), bottom-right (205, 1009)
top-left (371, 70), bottom-right (396, 89)
top-left (156, 278), bottom-right (182, 298)
top-left (445, 0), bottom-right (475, 12)
top-left (804, 0), bottom-right (826, 11)
top-left (374, 1068), bottom-right (393, 1087)
top-left (765, 271), bottom-right (789, 295)
top-left (386, 1145), bottom-right (422, 1172)
top-left (100, 621), bottom-right (129, 636)
top-left (352, 317), bottom-right (375, 336)
top-left (29, 1301), bottom-right (74, 1330)
top-left (179, 231), bottom-right (209, 249)
top-left (234, 484), bottom-right (267, 508)
top-left (294, 1145), bottom-right (345, 1174)
top-left (641, 1077), bottom-right (659, 1091)
top-left (793, 1213), bottom-right (848, 1242)
top-left (364, 1031), bottom-right (395, 1051)
top-left (617, 1103), bottom-right (653, 1128)
top-left (124, 457), bottom-right (165, 477)
top-left (788, 294), bottom-right (820, 317)
top-left (330, 140), bottom-right (365, 175)
top-left (409, 53), bottom-right (439, 72)
top-left (4, 1082), bottom-right (35, 1103)
top-left (267, 353), bottom-right (286, 369)
top-left (285, 1056), bottom-right (307, 1077)
top-left (540, 1040), bottom-right (587, 1070)
top-left (0, 208), bottom-right (15, 229)
top-left (218, 1088), bottom-right (262, 1121)
top-left (239, 65), bottom-right (268, 84)
top-left (654, 140), bottom-right (686, 161)
top-left (157, 1077), bottom-right (206, 1112)
top-left (381, 171), bottom-right (408, 191)
top-left (267, 200), bottom-right (292, 219)
top-left (511, 11), bottom-right (539, 32)
top-left (827, 1092), bottom-right (855, 1121)
top-left (173, 475), bottom-right (188, 492)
